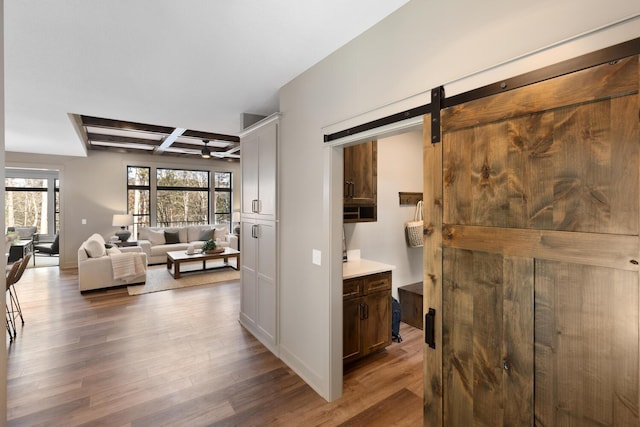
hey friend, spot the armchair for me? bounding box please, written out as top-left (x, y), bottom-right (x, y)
top-left (78, 233), bottom-right (147, 292)
top-left (33, 233), bottom-right (60, 265)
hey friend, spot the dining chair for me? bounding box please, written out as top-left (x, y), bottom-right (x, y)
top-left (6, 257), bottom-right (23, 340)
top-left (10, 252), bottom-right (31, 325)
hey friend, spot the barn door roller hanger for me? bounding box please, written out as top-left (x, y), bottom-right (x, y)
top-left (430, 86), bottom-right (444, 144)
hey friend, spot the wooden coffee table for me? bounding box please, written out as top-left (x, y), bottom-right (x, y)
top-left (166, 248), bottom-right (240, 279)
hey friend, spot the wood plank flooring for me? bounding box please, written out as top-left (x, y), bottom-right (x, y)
top-left (6, 266), bottom-right (423, 426)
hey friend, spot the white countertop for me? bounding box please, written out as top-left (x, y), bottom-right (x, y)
top-left (343, 258), bottom-right (395, 279)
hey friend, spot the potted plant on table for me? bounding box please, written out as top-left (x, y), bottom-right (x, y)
top-left (201, 239), bottom-right (223, 254)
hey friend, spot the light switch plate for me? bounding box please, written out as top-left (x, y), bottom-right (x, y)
top-left (312, 249), bottom-right (322, 266)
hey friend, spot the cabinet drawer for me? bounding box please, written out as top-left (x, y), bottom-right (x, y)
top-left (364, 272), bottom-right (391, 294)
top-left (343, 278), bottom-right (363, 299)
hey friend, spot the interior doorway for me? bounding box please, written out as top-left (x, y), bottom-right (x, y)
top-left (5, 167), bottom-right (60, 268)
top-left (335, 121), bottom-right (424, 391)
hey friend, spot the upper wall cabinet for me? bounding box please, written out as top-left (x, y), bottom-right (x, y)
top-left (344, 140), bottom-right (377, 222)
top-left (241, 117), bottom-right (278, 222)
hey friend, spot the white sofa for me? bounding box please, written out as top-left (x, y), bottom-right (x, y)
top-left (137, 224), bottom-right (238, 265)
top-left (78, 233), bottom-right (147, 292)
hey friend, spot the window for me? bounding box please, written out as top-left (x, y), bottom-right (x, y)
top-left (127, 166), bottom-right (150, 237)
top-left (156, 168), bottom-right (209, 227)
top-left (213, 172), bottom-right (232, 224)
top-left (54, 179), bottom-right (60, 232)
top-left (127, 166), bottom-right (231, 231)
top-left (5, 170), bottom-right (59, 235)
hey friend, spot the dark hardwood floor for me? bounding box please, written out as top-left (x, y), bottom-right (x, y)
top-left (6, 266), bottom-right (423, 426)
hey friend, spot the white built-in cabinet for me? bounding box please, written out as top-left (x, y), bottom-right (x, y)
top-left (239, 114), bottom-right (279, 355)
top-left (241, 117), bottom-right (277, 221)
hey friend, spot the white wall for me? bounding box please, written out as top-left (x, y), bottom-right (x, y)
top-left (1, 0), bottom-right (7, 424)
top-left (5, 150), bottom-right (240, 270)
top-left (278, 0), bottom-right (640, 400)
top-left (344, 130), bottom-right (423, 298)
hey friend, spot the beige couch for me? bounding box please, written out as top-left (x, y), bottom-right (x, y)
top-left (78, 233), bottom-right (147, 292)
top-left (137, 224), bottom-right (238, 265)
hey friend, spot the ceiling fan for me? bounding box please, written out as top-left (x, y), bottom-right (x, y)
top-left (201, 140), bottom-right (211, 159)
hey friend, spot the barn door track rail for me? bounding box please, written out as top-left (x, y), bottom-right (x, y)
top-left (324, 38), bottom-right (640, 144)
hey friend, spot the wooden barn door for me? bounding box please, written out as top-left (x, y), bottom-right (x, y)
top-left (423, 54), bottom-right (640, 426)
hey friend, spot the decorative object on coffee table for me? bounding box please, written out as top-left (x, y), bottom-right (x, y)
top-left (201, 239), bottom-right (223, 254)
top-left (112, 214), bottom-right (133, 242)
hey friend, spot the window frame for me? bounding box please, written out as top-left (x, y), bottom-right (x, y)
top-left (5, 169), bottom-right (59, 236)
top-left (213, 171), bottom-right (232, 225)
top-left (127, 165), bottom-right (233, 232)
top-left (127, 166), bottom-right (151, 237)
top-left (155, 167), bottom-right (210, 227)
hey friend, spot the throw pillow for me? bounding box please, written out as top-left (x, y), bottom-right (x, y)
top-left (85, 239), bottom-right (106, 258)
top-left (213, 225), bottom-right (228, 241)
top-left (198, 228), bottom-right (214, 241)
top-left (147, 229), bottom-right (166, 245)
top-left (164, 230), bottom-right (180, 244)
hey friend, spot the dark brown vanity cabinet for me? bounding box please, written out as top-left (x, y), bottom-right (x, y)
top-left (343, 271), bottom-right (391, 364)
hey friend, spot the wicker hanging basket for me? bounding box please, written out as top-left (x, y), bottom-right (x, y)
top-left (405, 200), bottom-right (424, 248)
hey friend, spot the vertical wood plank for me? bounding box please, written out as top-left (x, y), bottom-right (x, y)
top-left (635, 56), bottom-right (640, 427)
top-left (534, 260), bottom-right (557, 426)
top-left (423, 114), bottom-right (443, 426)
top-left (612, 269), bottom-right (640, 425)
top-left (553, 102), bottom-right (613, 233)
top-left (502, 256), bottom-right (534, 426)
top-left (506, 112), bottom-right (556, 229)
top-left (442, 248), bottom-right (474, 426)
top-left (443, 127), bottom-right (473, 225)
top-left (609, 94), bottom-right (639, 235)
top-left (471, 251), bottom-right (504, 426)
top-left (554, 262), bottom-right (583, 425)
top-left (580, 265), bottom-right (614, 425)
top-left (470, 123), bottom-right (509, 227)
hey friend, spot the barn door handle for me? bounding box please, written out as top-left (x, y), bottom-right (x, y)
top-left (425, 308), bottom-right (436, 349)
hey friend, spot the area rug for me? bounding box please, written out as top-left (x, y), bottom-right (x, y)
top-left (127, 264), bottom-right (240, 295)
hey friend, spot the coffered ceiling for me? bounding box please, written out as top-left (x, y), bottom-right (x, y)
top-left (4, 1), bottom-right (409, 159)
top-left (73, 115), bottom-right (241, 161)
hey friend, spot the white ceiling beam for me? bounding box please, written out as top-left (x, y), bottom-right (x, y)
top-left (155, 127), bottom-right (187, 153)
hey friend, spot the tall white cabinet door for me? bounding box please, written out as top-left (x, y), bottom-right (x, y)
top-left (256, 122), bottom-right (277, 221)
top-left (256, 220), bottom-right (276, 342)
top-left (240, 119), bottom-right (277, 221)
top-left (240, 221), bottom-right (257, 323)
top-left (241, 132), bottom-right (259, 217)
